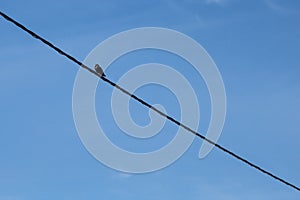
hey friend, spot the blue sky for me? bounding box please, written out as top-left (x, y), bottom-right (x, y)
top-left (0, 0), bottom-right (300, 199)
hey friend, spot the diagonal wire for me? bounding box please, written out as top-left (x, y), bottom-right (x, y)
top-left (0, 11), bottom-right (299, 192)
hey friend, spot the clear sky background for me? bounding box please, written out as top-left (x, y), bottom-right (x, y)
top-left (0, 0), bottom-right (300, 199)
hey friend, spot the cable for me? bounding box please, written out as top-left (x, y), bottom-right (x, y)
top-left (1, 11), bottom-right (299, 192)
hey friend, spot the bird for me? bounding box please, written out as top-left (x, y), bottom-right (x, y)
top-left (94, 64), bottom-right (106, 77)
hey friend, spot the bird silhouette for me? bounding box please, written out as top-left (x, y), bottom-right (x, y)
top-left (94, 64), bottom-right (106, 77)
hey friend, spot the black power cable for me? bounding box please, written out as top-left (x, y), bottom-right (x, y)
top-left (1, 11), bottom-right (299, 192)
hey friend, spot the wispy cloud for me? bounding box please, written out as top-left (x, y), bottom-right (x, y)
top-left (264, 0), bottom-right (296, 15)
top-left (206, 0), bottom-right (229, 5)
top-left (164, 0), bottom-right (232, 31)
top-left (118, 173), bottom-right (132, 179)
top-left (265, 0), bottom-right (285, 12)
top-left (111, 172), bottom-right (133, 180)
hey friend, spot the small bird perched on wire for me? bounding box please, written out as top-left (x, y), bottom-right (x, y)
top-left (94, 64), bottom-right (106, 77)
